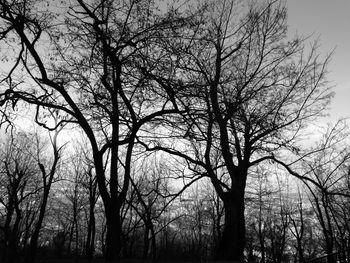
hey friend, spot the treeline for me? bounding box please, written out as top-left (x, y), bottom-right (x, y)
top-left (1, 126), bottom-right (350, 263)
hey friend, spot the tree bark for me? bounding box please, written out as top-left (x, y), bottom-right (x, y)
top-left (217, 189), bottom-right (246, 262)
top-left (104, 205), bottom-right (123, 262)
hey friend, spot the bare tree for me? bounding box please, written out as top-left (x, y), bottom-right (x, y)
top-left (0, 126), bottom-right (62, 263)
top-left (59, 158), bottom-right (86, 258)
top-left (144, 0), bottom-right (332, 260)
top-left (289, 190), bottom-right (306, 263)
top-left (266, 183), bottom-right (291, 263)
top-left (81, 161), bottom-right (98, 261)
top-left (276, 120), bottom-right (350, 262)
top-left (0, 0), bottom-right (193, 261)
top-left (246, 168), bottom-right (276, 263)
top-left (26, 126), bottom-right (63, 263)
top-left (0, 132), bottom-right (38, 263)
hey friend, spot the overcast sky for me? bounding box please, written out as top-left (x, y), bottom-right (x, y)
top-left (286, 0), bottom-right (350, 122)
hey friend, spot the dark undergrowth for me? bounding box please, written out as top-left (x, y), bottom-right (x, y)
top-left (34, 260), bottom-right (218, 263)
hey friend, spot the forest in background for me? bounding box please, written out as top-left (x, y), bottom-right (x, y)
top-left (0, 0), bottom-right (349, 263)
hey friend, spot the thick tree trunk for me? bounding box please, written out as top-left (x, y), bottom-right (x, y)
top-left (94, 152), bottom-right (124, 262)
top-left (217, 189), bottom-right (246, 262)
top-left (105, 206), bottom-right (123, 262)
top-left (326, 242), bottom-right (335, 263)
top-left (296, 238), bottom-right (304, 263)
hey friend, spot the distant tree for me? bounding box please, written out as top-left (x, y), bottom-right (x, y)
top-left (129, 163), bottom-right (164, 261)
top-left (126, 153), bottom-right (203, 261)
top-left (202, 186), bottom-right (224, 256)
top-left (330, 194), bottom-right (350, 261)
top-left (80, 158), bottom-right (98, 261)
top-left (246, 168), bottom-right (276, 263)
top-left (329, 167), bottom-right (350, 261)
top-left (289, 190), bottom-right (306, 263)
top-left (60, 159), bottom-right (86, 258)
top-left (265, 184), bottom-right (291, 263)
top-left (0, 126), bottom-right (62, 263)
top-left (26, 126), bottom-right (63, 263)
top-left (277, 121), bottom-right (350, 262)
top-left (0, 132), bottom-right (38, 263)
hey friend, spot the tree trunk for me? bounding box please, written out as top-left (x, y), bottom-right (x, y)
top-left (25, 188), bottom-right (51, 263)
top-left (150, 223), bottom-right (157, 262)
top-left (259, 227), bottom-right (266, 263)
top-left (217, 189), bottom-right (246, 262)
top-left (143, 225), bottom-right (150, 259)
top-left (105, 206), bottom-right (123, 262)
top-left (258, 202), bottom-right (266, 263)
top-left (75, 219), bottom-right (79, 258)
top-left (25, 135), bottom-right (59, 263)
top-left (85, 203), bottom-right (96, 261)
top-left (296, 238), bottom-right (304, 263)
top-left (326, 242), bottom-right (335, 263)
top-left (67, 220), bottom-right (75, 256)
top-left (85, 175), bottom-right (97, 262)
